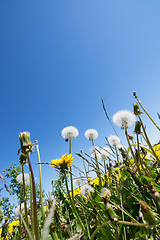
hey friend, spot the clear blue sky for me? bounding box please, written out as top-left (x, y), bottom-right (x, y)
top-left (0, 0), bottom-right (160, 194)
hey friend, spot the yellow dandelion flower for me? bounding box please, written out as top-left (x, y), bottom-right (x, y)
top-left (50, 153), bottom-right (74, 170)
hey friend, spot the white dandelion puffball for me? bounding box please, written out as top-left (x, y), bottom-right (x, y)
top-left (61, 126), bottom-right (79, 140)
top-left (112, 110), bottom-right (136, 129)
top-left (146, 152), bottom-right (155, 161)
top-left (81, 184), bottom-right (93, 197)
top-left (101, 147), bottom-right (112, 160)
top-left (73, 178), bottom-right (83, 186)
top-left (108, 135), bottom-right (120, 146)
top-left (90, 146), bottom-right (101, 159)
top-left (85, 129), bottom-right (98, 140)
top-left (100, 188), bottom-right (111, 197)
top-left (15, 202), bottom-right (30, 216)
top-left (16, 173), bottom-right (30, 186)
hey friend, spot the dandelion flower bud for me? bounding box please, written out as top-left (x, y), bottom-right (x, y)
top-left (140, 201), bottom-right (157, 225)
top-left (61, 126), bottom-right (79, 140)
top-left (128, 133), bottom-right (134, 140)
top-left (81, 184), bottom-right (93, 197)
top-left (108, 135), bottom-right (120, 147)
top-left (19, 131), bottom-right (31, 148)
top-left (133, 91), bottom-right (137, 98)
top-left (134, 121), bottom-right (142, 134)
top-left (133, 103), bottom-right (142, 116)
top-left (85, 129), bottom-right (98, 140)
top-left (105, 202), bottom-right (118, 221)
top-left (112, 110), bottom-right (136, 129)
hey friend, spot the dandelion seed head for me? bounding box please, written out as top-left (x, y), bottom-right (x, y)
top-left (100, 188), bottom-right (111, 198)
top-left (15, 202), bottom-right (30, 216)
top-left (146, 152), bottom-right (155, 161)
top-left (85, 129), bottom-right (98, 140)
top-left (108, 135), bottom-right (120, 146)
top-left (112, 110), bottom-right (136, 129)
top-left (16, 173), bottom-right (30, 186)
top-left (100, 147), bottom-right (112, 160)
top-left (90, 146), bottom-right (101, 159)
top-left (61, 126), bottom-right (79, 140)
top-left (81, 184), bottom-right (93, 197)
top-left (73, 178), bottom-right (83, 186)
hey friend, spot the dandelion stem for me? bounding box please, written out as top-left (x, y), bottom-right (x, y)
top-left (64, 171), bottom-right (85, 231)
top-left (80, 150), bottom-right (89, 181)
top-left (27, 154), bottom-right (40, 240)
top-left (36, 142), bottom-right (45, 220)
top-left (138, 116), bottom-right (160, 164)
top-left (22, 164), bottom-right (29, 239)
top-left (69, 139), bottom-right (74, 200)
top-left (125, 128), bottom-right (141, 176)
top-left (135, 94), bottom-right (160, 131)
top-left (92, 139), bottom-right (102, 187)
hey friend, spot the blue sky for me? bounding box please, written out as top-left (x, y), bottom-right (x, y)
top-left (0, 0), bottom-right (160, 195)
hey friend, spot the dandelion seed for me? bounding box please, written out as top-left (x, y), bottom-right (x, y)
top-left (112, 110), bottom-right (136, 129)
top-left (100, 147), bottom-right (112, 160)
top-left (61, 126), bottom-right (79, 140)
top-left (81, 184), bottom-right (93, 197)
top-left (85, 129), bottom-right (98, 140)
top-left (16, 173), bottom-right (30, 186)
top-left (108, 135), bottom-right (120, 146)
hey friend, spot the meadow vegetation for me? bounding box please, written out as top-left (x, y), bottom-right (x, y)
top-left (0, 92), bottom-right (160, 240)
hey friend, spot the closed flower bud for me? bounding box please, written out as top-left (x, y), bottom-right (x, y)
top-left (148, 181), bottom-right (160, 214)
top-left (134, 121), bottom-right (142, 134)
top-left (140, 201), bottom-right (157, 225)
top-left (133, 103), bottom-right (142, 116)
top-left (128, 133), bottom-right (134, 140)
top-left (105, 202), bottom-right (119, 221)
top-left (19, 131), bottom-right (32, 148)
top-left (133, 92), bottom-right (137, 98)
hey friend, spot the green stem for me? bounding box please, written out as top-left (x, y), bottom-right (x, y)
top-left (19, 201), bottom-right (22, 240)
top-left (136, 134), bottom-right (151, 177)
top-left (64, 171), bottom-right (85, 231)
top-left (36, 143), bottom-right (45, 220)
top-left (91, 220), bottom-right (148, 240)
top-left (115, 147), bottom-right (120, 167)
top-left (139, 116), bottom-right (160, 164)
top-left (29, 172), bottom-right (34, 238)
top-left (69, 139), bottom-right (74, 200)
top-left (91, 139), bottom-right (102, 187)
top-left (22, 164), bottom-right (29, 239)
top-left (120, 194), bottom-right (126, 240)
top-left (28, 154), bottom-right (40, 240)
top-left (125, 128), bottom-right (141, 176)
top-left (136, 96), bottom-right (160, 131)
top-left (80, 150), bottom-right (89, 181)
